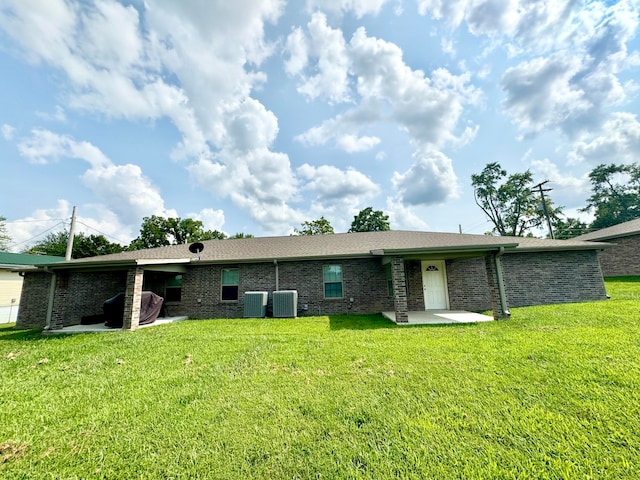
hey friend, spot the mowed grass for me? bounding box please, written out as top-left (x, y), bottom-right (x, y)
top-left (1, 279), bottom-right (639, 479)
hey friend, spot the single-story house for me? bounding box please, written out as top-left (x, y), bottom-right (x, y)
top-left (573, 219), bottom-right (640, 277)
top-left (15, 230), bottom-right (610, 330)
top-left (0, 252), bottom-right (65, 323)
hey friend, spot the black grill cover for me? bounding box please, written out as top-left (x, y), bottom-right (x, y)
top-left (104, 292), bottom-right (164, 328)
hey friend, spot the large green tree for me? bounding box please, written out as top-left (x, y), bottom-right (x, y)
top-left (348, 207), bottom-right (390, 232)
top-left (24, 231), bottom-right (123, 258)
top-left (471, 162), bottom-right (546, 236)
top-left (294, 216), bottom-right (335, 235)
top-left (128, 215), bottom-right (226, 250)
top-left (0, 216), bottom-right (11, 251)
top-left (582, 163), bottom-right (640, 230)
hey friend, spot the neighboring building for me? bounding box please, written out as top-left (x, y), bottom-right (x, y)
top-left (0, 252), bottom-right (65, 323)
top-left (574, 218), bottom-right (640, 277)
top-left (15, 230), bottom-right (610, 330)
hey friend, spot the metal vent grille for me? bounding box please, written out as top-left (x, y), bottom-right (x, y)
top-left (243, 291), bottom-right (268, 318)
top-left (272, 290), bottom-right (298, 318)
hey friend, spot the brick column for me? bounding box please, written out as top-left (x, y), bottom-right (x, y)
top-left (391, 257), bottom-right (409, 323)
top-left (122, 267), bottom-right (144, 331)
top-left (49, 273), bottom-right (69, 330)
top-left (485, 253), bottom-right (510, 319)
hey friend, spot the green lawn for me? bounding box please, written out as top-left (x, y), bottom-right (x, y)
top-left (1, 278), bottom-right (639, 479)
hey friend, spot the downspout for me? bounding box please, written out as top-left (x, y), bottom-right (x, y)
top-left (43, 267), bottom-right (57, 330)
top-left (495, 247), bottom-right (510, 318)
top-left (274, 259), bottom-right (279, 292)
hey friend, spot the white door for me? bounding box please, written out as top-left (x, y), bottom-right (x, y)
top-left (421, 260), bottom-right (449, 310)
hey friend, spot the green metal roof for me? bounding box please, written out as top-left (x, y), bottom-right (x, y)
top-left (0, 251), bottom-right (66, 266)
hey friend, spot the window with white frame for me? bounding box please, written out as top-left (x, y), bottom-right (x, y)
top-left (323, 265), bottom-right (343, 298)
top-left (221, 268), bottom-right (239, 301)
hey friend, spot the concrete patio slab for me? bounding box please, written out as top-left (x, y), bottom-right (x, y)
top-left (382, 310), bottom-right (494, 325)
top-left (43, 316), bottom-right (188, 334)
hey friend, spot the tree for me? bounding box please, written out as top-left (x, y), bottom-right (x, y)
top-left (471, 162), bottom-right (544, 236)
top-left (128, 215), bottom-right (226, 250)
top-left (294, 216), bottom-right (335, 235)
top-left (551, 216), bottom-right (589, 240)
top-left (0, 216), bottom-right (11, 251)
top-left (348, 207), bottom-right (390, 232)
top-left (581, 163), bottom-right (640, 230)
top-left (228, 233), bottom-right (254, 239)
top-left (24, 231), bottom-right (123, 258)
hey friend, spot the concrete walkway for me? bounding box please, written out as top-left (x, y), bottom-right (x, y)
top-left (382, 310), bottom-right (494, 325)
top-left (44, 316), bottom-right (188, 334)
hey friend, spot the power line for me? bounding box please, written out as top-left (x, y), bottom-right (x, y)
top-left (7, 221), bottom-right (67, 250)
top-left (76, 220), bottom-right (131, 245)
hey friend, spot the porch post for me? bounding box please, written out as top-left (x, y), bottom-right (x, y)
top-left (485, 252), bottom-right (510, 319)
top-left (122, 267), bottom-right (144, 331)
top-left (391, 256), bottom-right (409, 323)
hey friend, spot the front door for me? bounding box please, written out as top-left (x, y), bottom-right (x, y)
top-left (421, 260), bottom-right (449, 310)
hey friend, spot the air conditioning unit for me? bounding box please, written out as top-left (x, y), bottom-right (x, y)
top-left (243, 291), bottom-right (268, 318)
top-left (272, 290), bottom-right (298, 318)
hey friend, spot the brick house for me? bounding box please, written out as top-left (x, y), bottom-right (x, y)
top-left (574, 219), bottom-right (640, 277)
top-left (15, 230), bottom-right (609, 330)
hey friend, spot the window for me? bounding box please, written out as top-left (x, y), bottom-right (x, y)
top-left (221, 268), bottom-right (239, 301)
top-left (385, 264), bottom-right (393, 296)
top-left (323, 265), bottom-right (343, 298)
top-left (165, 274), bottom-right (183, 302)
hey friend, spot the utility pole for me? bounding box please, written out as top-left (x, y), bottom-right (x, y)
top-left (532, 181), bottom-right (554, 239)
top-left (65, 206), bottom-right (77, 261)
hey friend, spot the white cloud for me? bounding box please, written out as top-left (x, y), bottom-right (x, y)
top-left (306, 0), bottom-right (390, 18)
top-left (391, 149), bottom-right (459, 206)
top-left (1, 124), bottom-right (16, 140)
top-left (569, 112), bottom-right (640, 165)
top-left (335, 134), bottom-right (381, 152)
top-left (298, 163), bottom-right (380, 205)
top-left (287, 12), bottom-right (351, 103)
top-left (17, 129), bottom-right (172, 224)
top-left (188, 208), bottom-right (226, 233)
top-left (385, 197), bottom-right (430, 231)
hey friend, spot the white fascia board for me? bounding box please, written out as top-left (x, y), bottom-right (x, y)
top-left (135, 258), bottom-right (192, 266)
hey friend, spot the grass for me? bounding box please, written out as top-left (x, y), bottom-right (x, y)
top-left (1, 278), bottom-right (639, 479)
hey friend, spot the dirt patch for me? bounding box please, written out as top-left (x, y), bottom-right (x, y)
top-left (0, 441), bottom-right (28, 464)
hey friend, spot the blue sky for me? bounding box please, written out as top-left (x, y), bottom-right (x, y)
top-left (1, 0), bottom-right (639, 251)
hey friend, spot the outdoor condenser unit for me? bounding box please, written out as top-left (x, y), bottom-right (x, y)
top-left (243, 291), bottom-right (268, 318)
top-left (272, 290), bottom-right (298, 318)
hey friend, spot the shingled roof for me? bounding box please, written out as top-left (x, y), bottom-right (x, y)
top-left (41, 230), bottom-right (609, 270)
top-left (574, 218), bottom-right (640, 241)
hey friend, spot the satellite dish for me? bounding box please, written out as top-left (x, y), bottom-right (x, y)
top-left (188, 242), bottom-right (205, 254)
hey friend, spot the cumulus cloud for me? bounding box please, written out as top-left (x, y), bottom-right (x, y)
top-left (298, 163), bottom-right (380, 205)
top-left (385, 197), bottom-right (430, 231)
top-left (391, 149), bottom-right (459, 206)
top-left (528, 158), bottom-right (590, 209)
top-left (306, 0), bottom-right (391, 18)
top-left (568, 112), bottom-right (640, 165)
top-left (285, 12), bottom-right (351, 103)
top-left (17, 129), bottom-right (171, 224)
top-left (1, 124), bottom-right (16, 140)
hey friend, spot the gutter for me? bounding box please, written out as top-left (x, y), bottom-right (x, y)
top-left (43, 267), bottom-right (57, 331)
top-left (495, 247), bottom-right (510, 318)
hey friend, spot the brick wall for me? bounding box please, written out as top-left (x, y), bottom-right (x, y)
top-left (51, 271), bottom-right (127, 328)
top-left (180, 258), bottom-right (394, 319)
top-left (15, 272), bottom-right (51, 329)
top-left (593, 235), bottom-right (640, 277)
top-left (446, 257), bottom-right (492, 311)
top-left (502, 250), bottom-right (607, 307)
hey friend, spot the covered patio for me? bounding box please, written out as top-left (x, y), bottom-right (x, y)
top-left (382, 310), bottom-right (494, 325)
top-left (44, 316), bottom-right (188, 334)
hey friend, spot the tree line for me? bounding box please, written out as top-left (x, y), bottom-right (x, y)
top-left (471, 162), bottom-right (640, 239)
top-left (0, 208), bottom-right (390, 259)
top-left (2, 161), bottom-right (636, 257)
